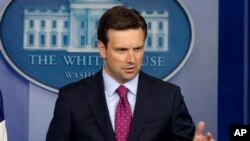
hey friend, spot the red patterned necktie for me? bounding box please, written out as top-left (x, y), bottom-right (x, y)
top-left (115, 85), bottom-right (132, 141)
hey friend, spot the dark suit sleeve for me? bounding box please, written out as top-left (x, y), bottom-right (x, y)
top-left (46, 88), bottom-right (71, 141)
top-left (170, 87), bottom-right (195, 141)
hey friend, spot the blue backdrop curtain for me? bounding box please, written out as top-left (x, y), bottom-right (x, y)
top-left (247, 0), bottom-right (250, 124)
top-left (218, 0), bottom-right (249, 141)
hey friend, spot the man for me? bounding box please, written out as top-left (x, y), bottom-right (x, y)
top-left (46, 6), bottom-right (214, 141)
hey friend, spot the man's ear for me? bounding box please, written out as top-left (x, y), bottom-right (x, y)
top-left (98, 41), bottom-right (107, 59)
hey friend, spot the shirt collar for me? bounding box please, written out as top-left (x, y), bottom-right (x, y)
top-left (102, 68), bottom-right (139, 96)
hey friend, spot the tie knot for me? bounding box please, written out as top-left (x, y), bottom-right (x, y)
top-left (116, 85), bottom-right (128, 98)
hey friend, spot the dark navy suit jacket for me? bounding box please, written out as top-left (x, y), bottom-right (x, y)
top-left (46, 70), bottom-right (195, 141)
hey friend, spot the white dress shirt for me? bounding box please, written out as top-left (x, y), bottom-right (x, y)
top-left (102, 69), bottom-right (138, 131)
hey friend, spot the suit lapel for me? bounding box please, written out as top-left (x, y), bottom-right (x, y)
top-left (84, 71), bottom-right (115, 141)
top-left (128, 72), bottom-right (158, 141)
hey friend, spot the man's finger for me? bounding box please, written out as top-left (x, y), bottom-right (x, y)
top-left (195, 121), bottom-right (205, 135)
top-left (205, 132), bottom-right (212, 140)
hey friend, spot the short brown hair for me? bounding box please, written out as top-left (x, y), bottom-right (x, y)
top-left (97, 6), bottom-right (147, 46)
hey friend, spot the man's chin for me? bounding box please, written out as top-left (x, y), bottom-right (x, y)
top-left (123, 73), bottom-right (137, 81)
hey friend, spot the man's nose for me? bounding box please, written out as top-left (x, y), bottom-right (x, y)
top-left (126, 51), bottom-right (136, 63)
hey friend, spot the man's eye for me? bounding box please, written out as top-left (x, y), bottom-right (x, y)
top-left (134, 47), bottom-right (143, 52)
top-left (117, 49), bottom-right (126, 52)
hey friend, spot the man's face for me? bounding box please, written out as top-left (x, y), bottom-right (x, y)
top-left (98, 28), bottom-right (145, 84)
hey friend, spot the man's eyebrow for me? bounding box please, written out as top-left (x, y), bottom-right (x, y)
top-left (134, 45), bottom-right (144, 48)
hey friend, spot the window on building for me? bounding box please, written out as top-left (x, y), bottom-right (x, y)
top-left (51, 9), bottom-right (58, 13)
top-left (80, 35), bottom-right (86, 46)
top-left (40, 33), bottom-right (46, 47)
top-left (158, 11), bottom-right (165, 14)
top-left (158, 36), bottom-right (164, 48)
top-left (147, 36), bottom-right (152, 48)
top-left (62, 10), bottom-right (68, 13)
top-left (28, 9), bottom-right (35, 12)
top-left (158, 22), bottom-right (163, 30)
top-left (52, 21), bottom-right (57, 28)
top-left (64, 21), bottom-right (69, 29)
top-left (81, 21), bottom-right (85, 29)
top-left (39, 9), bottom-right (47, 13)
top-left (146, 11), bottom-right (154, 14)
top-left (41, 20), bottom-right (45, 28)
top-left (50, 32), bottom-right (57, 47)
top-left (29, 20), bottom-right (34, 28)
top-left (62, 34), bottom-right (69, 47)
top-left (28, 33), bottom-right (35, 47)
top-left (148, 22), bottom-right (152, 30)
top-left (52, 35), bottom-right (57, 46)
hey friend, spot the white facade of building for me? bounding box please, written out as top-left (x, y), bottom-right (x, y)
top-left (23, 0), bottom-right (169, 52)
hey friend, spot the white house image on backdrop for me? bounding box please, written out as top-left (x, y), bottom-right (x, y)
top-left (23, 0), bottom-right (169, 52)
